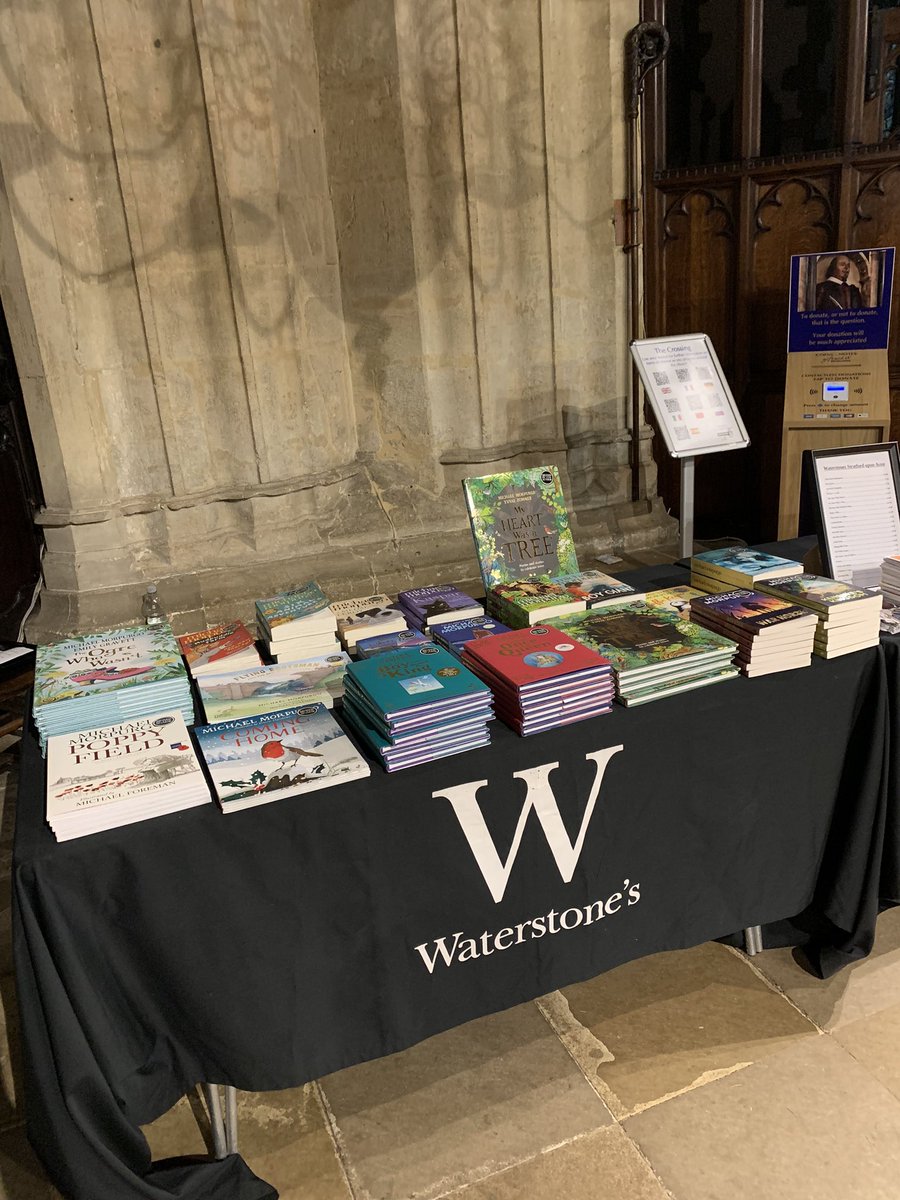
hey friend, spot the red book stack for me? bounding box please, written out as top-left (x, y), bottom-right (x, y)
top-left (461, 624), bottom-right (614, 736)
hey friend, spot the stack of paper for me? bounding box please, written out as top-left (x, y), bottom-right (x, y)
top-left (45, 711), bottom-right (210, 840)
top-left (33, 625), bottom-right (193, 747)
top-left (755, 575), bottom-right (882, 659)
top-left (689, 589), bottom-right (817, 677)
top-left (194, 703), bottom-right (370, 813)
top-left (255, 582), bottom-right (340, 663)
top-left (178, 621), bottom-right (262, 677)
top-left (461, 625), bottom-right (614, 736)
top-left (342, 644), bottom-right (493, 771)
top-left (196, 655), bottom-right (350, 723)
top-left (882, 556), bottom-right (900, 606)
top-left (553, 604), bottom-right (739, 706)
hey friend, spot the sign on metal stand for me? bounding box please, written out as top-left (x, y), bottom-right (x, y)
top-left (630, 334), bottom-right (749, 557)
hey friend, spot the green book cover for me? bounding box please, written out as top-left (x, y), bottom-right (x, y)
top-left (552, 603), bottom-right (737, 675)
top-left (34, 625), bottom-right (186, 709)
top-left (463, 466), bottom-right (579, 592)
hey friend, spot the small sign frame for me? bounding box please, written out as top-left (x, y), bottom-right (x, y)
top-left (803, 441), bottom-right (900, 587)
top-left (630, 333), bottom-right (749, 460)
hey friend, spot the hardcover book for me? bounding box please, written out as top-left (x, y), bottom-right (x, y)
top-left (194, 704), bottom-right (370, 812)
top-left (397, 584), bottom-right (483, 627)
top-left (463, 466), bottom-right (580, 592)
top-left (434, 616), bottom-right (512, 653)
top-left (553, 604), bottom-right (737, 677)
top-left (178, 621), bottom-right (262, 675)
top-left (197, 657), bottom-right (349, 722)
top-left (690, 547), bottom-right (803, 586)
top-left (643, 585), bottom-right (706, 616)
top-left (345, 644), bottom-right (491, 720)
top-left (35, 625), bottom-right (187, 710)
top-left (553, 570), bottom-right (644, 608)
top-left (488, 579), bottom-right (586, 626)
top-left (462, 624), bottom-right (611, 692)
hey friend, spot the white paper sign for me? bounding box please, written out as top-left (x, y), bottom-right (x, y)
top-left (813, 447), bottom-right (900, 587)
top-left (630, 334), bottom-right (749, 459)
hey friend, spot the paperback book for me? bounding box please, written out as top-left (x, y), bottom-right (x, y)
top-left (396, 584), bottom-right (483, 628)
top-left (356, 629), bottom-right (432, 658)
top-left (463, 465), bottom-right (580, 592)
top-left (690, 547), bottom-right (803, 587)
top-left (255, 581), bottom-right (336, 643)
top-left (328, 594), bottom-right (409, 651)
top-left (433, 616), bottom-right (513, 657)
top-left (194, 704), bottom-right (370, 813)
top-left (553, 570), bottom-right (645, 609)
top-left (178, 621), bottom-right (262, 676)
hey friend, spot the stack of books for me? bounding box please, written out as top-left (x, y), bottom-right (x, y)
top-left (554, 604), bottom-right (739, 705)
top-left (461, 625), bottom-right (614, 736)
top-left (689, 589), bottom-right (817, 677)
top-left (754, 575), bottom-right (882, 658)
top-left (45, 711), bottom-right (210, 840)
top-left (553, 570), bottom-right (645, 609)
top-left (488, 579), bottom-right (586, 628)
top-left (432, 615), bottom-right (512, 658)
top-left (196, 655), bottom-right (350, 723)
top-left (643, 585), bottom-right (705, 617)
top-left (329, 594), bottom-right (409, 656)
top-left (690, 547), bottom-right (803, 593)
top-left (342, 644), bottom-right (493, 771)
top-left (178, 621), bottom-right (262, 678)
top-left (396, 584), bottom-right (483, 630)
top-left (33, 625), bottom-right (194, 747)
top-left (882, 556), bottom-right (900, 606)
top-left (194, 703), bottom-right (370, 813)
top-left (256, 582), bottom-right (340, 663)
top-left (356, 629), bottom-right (431, 658)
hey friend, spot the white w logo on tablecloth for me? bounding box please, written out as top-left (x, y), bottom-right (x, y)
top-left (433, 746), bottom-right (624, 903)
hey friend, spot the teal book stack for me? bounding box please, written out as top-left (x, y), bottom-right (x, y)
top-left (342, 644), bottom-right (493, 771)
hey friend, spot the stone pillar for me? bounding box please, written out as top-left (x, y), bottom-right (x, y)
top-left (0, 0), bottom-right (671, 640)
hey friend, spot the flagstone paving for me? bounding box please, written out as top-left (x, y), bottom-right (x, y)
top-left (3, 740), bottom-right (900, 1199)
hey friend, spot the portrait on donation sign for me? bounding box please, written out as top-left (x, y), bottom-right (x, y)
top-left (787, 245), bottom-right (894, 354)
top-left (793, 248), bottom-right (888, 314)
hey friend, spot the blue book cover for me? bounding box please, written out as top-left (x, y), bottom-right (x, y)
top-left (434, 616), bottom-right (512, 650)
top-left (356, 629), bottom-right (431, 658)
top-left (690, 547), bottom-right (802, 583)
top-left (255, 581), bottom-right (332, 634)
top-left (346, 644), bottom-right (490, 717)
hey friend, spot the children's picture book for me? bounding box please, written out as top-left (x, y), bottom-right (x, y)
top-left (643, 585), bottom-right (706, 616)
top-left (34, 625), bottom-right (187, 709)
top-left (197, 656), bottom-right (348, 722)
top-left (356, 629), bottom-right (432, 658)
top-left (178, 621), bottom-right (262, 675)
top-left (329, 595), bottom-right (409, 647)
top-left (553, 604), bottom-right (737, 676)
top-left (463, 466), bottom-right (580, 592)
top-left (489, 579), bottom-right (586, 626)
top-left (553, 570), bottom-right (644, 608)
top-left (397, 584), bottom-right (483, 627)
top-left (462, 624), bottom-right (611, 691)
top-left (194, 704), bottom-right (370, 812)
top-left (346, 644), bottom-right (491, 720)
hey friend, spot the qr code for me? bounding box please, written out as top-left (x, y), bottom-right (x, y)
top-left (653, 371), bottom-right (669, 385)
top-left (674, 424), bottom-right (690, 440)
top-left (663, 397), bottom-right (681, 413)
top-left (675, 367), bottom-right (690, 383)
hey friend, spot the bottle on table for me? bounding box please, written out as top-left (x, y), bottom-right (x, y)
top-left (141, 585), bottom-right (165, 627)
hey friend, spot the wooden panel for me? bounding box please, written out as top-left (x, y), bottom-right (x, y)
top-left (751, 175), bottom-right (835, 372)
top-left (660, 187), bottom-right (737, 369)
top-left (853, 163), bottom-right (900, 373)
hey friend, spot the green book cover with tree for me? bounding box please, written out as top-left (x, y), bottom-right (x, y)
top-left (463, 466), bottom-right (579, 592)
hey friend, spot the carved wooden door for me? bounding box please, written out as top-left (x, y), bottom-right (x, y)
top-left (641, 0), bottom-right (900, 542)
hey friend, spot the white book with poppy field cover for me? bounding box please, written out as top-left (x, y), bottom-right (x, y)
top-left (193, 703), bottom-right (370, 812)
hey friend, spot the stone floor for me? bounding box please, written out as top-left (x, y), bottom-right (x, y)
top-left (2, 737), bottom-right (900, 1199)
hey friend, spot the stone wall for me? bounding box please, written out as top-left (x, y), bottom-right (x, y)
top-left (0, 0), bottom-right (671, 638)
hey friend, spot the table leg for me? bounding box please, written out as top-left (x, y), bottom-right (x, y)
top-left (225, 1085), bottom-right (239, 1155)
top-left (744, 925), bottom-right (763, 955)
top-left (202, 1084), bottom-right (227, 1159)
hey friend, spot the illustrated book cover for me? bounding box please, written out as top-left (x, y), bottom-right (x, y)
top-left (178, 621), bottom-right (262, 674)
top-left (489, 579), bottom-right (586, 626)
top-left (689, 590), bottom-right (818, 634)
top-left (463, 465), bottom-right (580, 592)
top-left (753, 574), bottom-right (882, 617)
top-left (35, 624), bottom-right (187, 710)
top-left (690, 547), bottom-right (803, 585)
top-left (194, 704), bottom-right (370, 812)
top-left (462, 624), bottom-right (610, 691)
top-left (553, 570), bottom-right (644, 608)
top-left (345, 644), bottom-right (491, 719)
top-left (397, 584), bottom-right (483, 626)
top-left (197, 656), bottom-right (349, 722)
top-left (255, 581), bottom-right (334, 639)
top-left (328, 595), bottom-right (409, 645)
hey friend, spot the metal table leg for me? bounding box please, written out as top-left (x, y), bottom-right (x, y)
top-left (201, 1084), bottom-right (227, 1160)
top-left (225, 1085), bottom-right (239, 1155)
top-left (744, 925), bottom-right (763, 956)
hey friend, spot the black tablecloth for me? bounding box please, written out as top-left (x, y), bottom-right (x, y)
top-left (13, 626), bottom-right (892, 1199)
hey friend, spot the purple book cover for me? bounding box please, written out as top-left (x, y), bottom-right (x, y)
top-left (690, 588), bottom-right (813, 631)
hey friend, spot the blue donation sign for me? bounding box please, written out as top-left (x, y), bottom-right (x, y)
top-left (788, 247), bottom-right (894, 354)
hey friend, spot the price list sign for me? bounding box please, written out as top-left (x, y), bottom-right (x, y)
top-left (808, 443), bottom-right (900, 587)
top-left (630, 334), bottom-right (749, 459)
